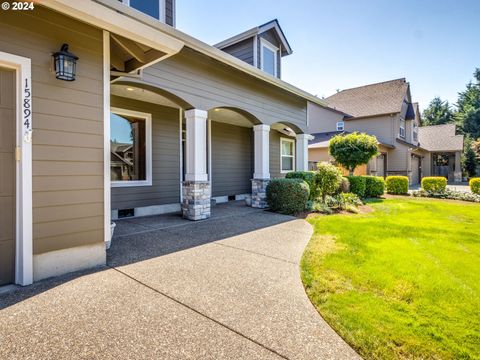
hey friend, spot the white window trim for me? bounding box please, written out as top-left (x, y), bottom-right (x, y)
top-left (280, 137), bottom-right (295, 173)
top-left (336, 121), bottom-right (345, 131)
top-left (399, 118), bottom-right (406, 138)
top-left (0, 51), bottom-right (33, 286)
top-left (260, 37), bottom-right (278, 77)
top-left (110, 107), bottom-right (153, 187)
top-left (120, 0), bottom-right (166, 23)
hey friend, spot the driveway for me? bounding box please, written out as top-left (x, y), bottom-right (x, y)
top-left (0, 202), bottom-right (359, 359)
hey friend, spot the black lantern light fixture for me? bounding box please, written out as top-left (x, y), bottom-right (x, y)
top-left (53, 44), bottom-right (78, 81)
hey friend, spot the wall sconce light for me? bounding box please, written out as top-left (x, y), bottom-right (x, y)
top-left (53, 44), bottom-right (78, 81)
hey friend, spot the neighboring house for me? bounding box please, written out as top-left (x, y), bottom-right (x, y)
top-left (308, 79), bottom-right (464, 184)
top-left (0, 0), bottom-right (327, 286)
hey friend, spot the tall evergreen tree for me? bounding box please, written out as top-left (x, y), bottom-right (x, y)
top-left (462, 136), bottom-right (478, 178)
top-left (455, 68), bottom-right (480, 139)
top-left (422, 97), bottom-right (454, 126)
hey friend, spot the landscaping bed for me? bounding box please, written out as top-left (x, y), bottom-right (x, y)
top-left (301, 197), bottom-right (480, 359)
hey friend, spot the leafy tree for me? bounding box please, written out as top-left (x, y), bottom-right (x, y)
top-left (473, 138), bottom-right (480, 161)
top-left (422, 97), bottom-right (454, 126)
top-left (462, 136), bottom-right (478, 178)
top-left (455, 68), bottom-right (480, 139)
top-left (329, 132), bottom-right (379, 175)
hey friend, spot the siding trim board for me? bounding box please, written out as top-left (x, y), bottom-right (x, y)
top-left (0, 50), bottom-right (33, 286)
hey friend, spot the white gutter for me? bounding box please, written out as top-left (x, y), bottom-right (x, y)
top-left (45, 0), bottom-right (328, 108)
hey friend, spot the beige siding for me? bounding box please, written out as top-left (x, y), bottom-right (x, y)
top-left (387, 141), bottom-right (410, 174)
top-left (308, 148), bottom-right (331, 163)
top-left (110, 96), bottom-right (180, 210)
top-left (0, 7), bottom-right (104, 255)
top-left (211, 122), bottom-right (253, 197)
top-left (307, 102), bottom-right (345, 133)
top-left (142, 48), bottom-right (307, 132)
top-left (344, 115), bottom-right (395, 145)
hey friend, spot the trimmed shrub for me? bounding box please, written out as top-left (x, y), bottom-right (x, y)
top-left (346, 176), bottom-right (367, 198)
top-left (329, 132), bottom-right (379, 174)
top-left (470, 178), bottom-right (480, 195)
top-left (266, 178), bottom-right (309, 215)
top-left (363, 176), bottom-right (385, 197)
top-left (315, 162), bottom-right (343, 201)
top-left (386, 176), bottom-right (409, 195)
top-left (421, 177), bottom-right (447, 193)
top-left (286, 171), bottom-right (318, 200)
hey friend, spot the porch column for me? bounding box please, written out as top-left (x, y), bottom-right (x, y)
top-left (251, 124), bottom-right (270, 208)
top-left (182, 109), bottom-right (210, 220)
top-left (454, 151), bottom-right (462, 182)
top-left (296, 134), bottom-right (312, 171)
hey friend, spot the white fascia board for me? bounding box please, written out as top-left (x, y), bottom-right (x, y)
top-left (214, 28), bottom-right (258, 49)
top-left (41, 0), bottom-right (184, 55)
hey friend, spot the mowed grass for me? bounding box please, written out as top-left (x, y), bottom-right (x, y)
top-left (301, 197), bottom-right (480, 359)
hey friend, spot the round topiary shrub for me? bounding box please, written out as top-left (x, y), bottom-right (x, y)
top-left (363, 176), bottom-right (385, 197)
top-left (286, 171), bottom-right (318, 200)
top-left (470, 178), bottom-right (480, 194)
top-left (421, 176), bottom-right (447, 193)
top-left (346, 176), bottom-right (367, 198)
top-left (266, 178), bottom-right (309, 215)
top-left (386, 176), bottom-right (409, 195)
top-left (315, 162), bottom-right (343, 201)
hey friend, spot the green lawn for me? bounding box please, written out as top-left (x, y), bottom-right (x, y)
top-left (301, 197), bottom-right (480, 359)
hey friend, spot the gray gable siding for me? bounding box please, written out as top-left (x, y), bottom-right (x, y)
top-left (221, 38), bottom-right (254, 66)
top-left (165, 0), bottom-right (174, 26)
top-left (110, 96), bottom-right (180, 210)
top-left (142, 48), bottom-right (308, 132)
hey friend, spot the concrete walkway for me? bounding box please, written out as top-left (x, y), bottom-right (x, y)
top-left (0, 202), bottom-right (359, 359)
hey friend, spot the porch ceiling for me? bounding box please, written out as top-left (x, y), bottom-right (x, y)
top-left (111, 84), bottom-right (180, 109)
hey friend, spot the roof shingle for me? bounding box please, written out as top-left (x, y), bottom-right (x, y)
top-left (325, 78), bottom-right (409, 118)
top-left (418, 124), bottom-right (464, 152)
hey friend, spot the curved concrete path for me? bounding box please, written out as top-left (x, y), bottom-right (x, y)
top-left (0, 202), bottom-right (359, 359)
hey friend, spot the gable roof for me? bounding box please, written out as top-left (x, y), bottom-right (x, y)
top-left (418, 124), bottom-right (464, 152)
top-left (308, 131), bottom-right (395, 149)
top-left (325, 78), bottom-right (409, 119)
top-left (214, 19), bottom-right (293, 56)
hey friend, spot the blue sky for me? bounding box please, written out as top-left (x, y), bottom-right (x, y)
top-left (177, 0), bottom-right (480, 110)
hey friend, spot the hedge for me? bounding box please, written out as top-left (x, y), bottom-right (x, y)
top-left (363, 176), bottom-right (385, 197)
top-left (315, 162), bottom-right (343, 200)
top-left (385, 176), bottom-right (409, 195)
top-left (421, 176), bottom-right (447, 193)
top-left (266, 178), bottom-right (309, 215)
top-left (346, 176), bottom-right (367, 198)
top-left (470, 178), bottom-right (480, 195)
top-left (286, 171), bottom-right (318, 200)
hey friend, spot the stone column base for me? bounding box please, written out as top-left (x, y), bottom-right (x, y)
top-left (454, 172), bottom-right (462, 183)
top-left (182, 181), bottom-right (211, 220)
top-left (251, 179), bottom-right (269, 208)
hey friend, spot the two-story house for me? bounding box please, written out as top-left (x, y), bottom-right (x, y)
top-left (0, 0), bottom-right (338, 285)
top-left (307, 79), bottom-right (464, 185)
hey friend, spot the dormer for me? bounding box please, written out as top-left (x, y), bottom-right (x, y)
top-left (214, 19), bottom-right (292, 79)
top-left (119, 0), bottom-right (176, 27)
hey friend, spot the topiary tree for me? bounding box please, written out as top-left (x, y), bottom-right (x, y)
top-left (329, 132), bottom-right (379, 175)
top-left (315, 162), bottom-right (343, 201)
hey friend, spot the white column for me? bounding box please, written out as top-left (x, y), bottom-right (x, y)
top-left (253, 124), bottom-right (270, 179)
top-left (185, 109), bottom-right (208, 182)
top-left (296, 134), bottom-right (312, 172)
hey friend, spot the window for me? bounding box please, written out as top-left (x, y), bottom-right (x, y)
top-left (336, 121), bottom-right (345, 131)
top-left (413, 122), bottom-right (418, 142)
top-left (260, 38), bottom-right (278, 77)
top-left (121, 0), bottom-right (165, 22)
top-left (111, 108), bottom-right (152, 187)
top-left (280, 138), bottom-right (295, 173)
top-left (399, 118), bottom-right (406, 138)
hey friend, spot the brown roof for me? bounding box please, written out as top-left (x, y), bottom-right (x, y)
top-left (325, 78), bottom-right (409, 118)
top-left (418, 124), bottom-right (464, 152)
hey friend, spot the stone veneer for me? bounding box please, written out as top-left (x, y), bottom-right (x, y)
top-left (251, 179), bottom-right (269, 208)
top-left (182, 181), bottom-right (211, 220)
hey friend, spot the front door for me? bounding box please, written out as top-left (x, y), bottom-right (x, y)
top-left (0, 67), bottom-right (16, 286)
